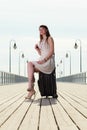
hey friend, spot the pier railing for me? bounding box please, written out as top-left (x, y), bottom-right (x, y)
top-left (0, 71), bottom-right (28, 85)
top-left (57, 72), bottom-right (87, 84)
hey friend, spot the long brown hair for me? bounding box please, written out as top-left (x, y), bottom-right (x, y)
top-left (39, 25), bottom-right (51, 42)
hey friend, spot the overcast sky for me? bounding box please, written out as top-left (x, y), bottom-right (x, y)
top-left (0, 0), bottom-right (87, 76)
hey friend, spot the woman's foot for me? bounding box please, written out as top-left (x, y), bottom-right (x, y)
top-left (25, 90), bottom-right (36, 99)
top-left (27, 76), bottom-right (35, 91)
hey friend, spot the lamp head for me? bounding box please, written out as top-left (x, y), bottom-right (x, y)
top-left (60, 60), bottom-right (62, 63)
top-left (26, 60), bottom-right (28, 63)
top-left (74, 43), bottom-right (78, 49)
top-left (22, 53), bottom-right (24, 58)
top-left (66, 53), bottom-right (68, 58)
top-left (13, 43), bottom-right (17, 49)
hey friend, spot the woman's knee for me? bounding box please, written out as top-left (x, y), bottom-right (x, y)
top-left (27, 61), bottom-right (33, 66)
top-left (34, 68), bottom-right (40, 72)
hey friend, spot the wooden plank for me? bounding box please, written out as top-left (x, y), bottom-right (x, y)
top-left (0, 83), bottom-right (27, 103)
top-left (62, 91), bottom-right (87, 108)
top-left (59, 92), bottom-right (87, 118)
top-left (59, 93), bottom-right (87, 130)
top-left (0, 92), bottom-right (25, 113)
top-left (39, 98), bottom-right (58, 130)
top-left (19, 92), bottom-right (41, 130)
top-left (0, 93), bottom-right (35, 130)
top-left (58, 82), bottom-right (87, 99)
top-left (0, 95), bottom-right (25, 128)
top-left (0, 91), bottom-right (25, 106)
top-left (50, 98), bottom-right (78, 130)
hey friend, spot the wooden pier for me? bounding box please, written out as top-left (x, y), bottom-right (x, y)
top-left (0, 82), bottom-right (87, 130)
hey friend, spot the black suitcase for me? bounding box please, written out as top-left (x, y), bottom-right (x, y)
top-left (38, 69), bottom-right (58, 98)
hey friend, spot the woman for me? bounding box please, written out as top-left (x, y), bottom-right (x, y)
top-left (25, 25), bottom-right (55, 99)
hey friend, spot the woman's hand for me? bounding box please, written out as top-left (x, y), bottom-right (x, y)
top-left (37, 59), bottom-right (45, 64)
top-left (35, 44), bottom-right (41, 55)
top-left (35, 44), bottom-right (39, 50)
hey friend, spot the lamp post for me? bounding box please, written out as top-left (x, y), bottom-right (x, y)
top-left (19, 51), bottom-right (24, 75)
top-left (74, 39), bottom-right (82, 73)
top-left (56, 64), bottom-right (59, 78)
top-left (24, 60), bottom-right (28, 76)
top-left (66, 51), bottom-right (71, 75)
top-left (9, 39), bottom-right (17, 73)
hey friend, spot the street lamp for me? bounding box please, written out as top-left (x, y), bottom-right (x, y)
top-left (66, 51), bottom-right (71, 75)
top-left (9, 39), bottom-right (17, 73)
top-left (74, 39), bottom-right (82, 73)
top-left (19, 51), bottom-right (24, 75)
top-left (60, 58), bottom-right (65, 76)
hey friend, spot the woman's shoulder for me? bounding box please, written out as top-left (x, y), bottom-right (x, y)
top-left (47, 36), bottom-right (54, 43)
top-left (48, 36), bottom-right (53, 40)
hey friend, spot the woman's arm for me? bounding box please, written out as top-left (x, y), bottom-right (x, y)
top-left (44, 36), bottom-right (54, 61)
top-left (37, 37), bottom-right (54, 64)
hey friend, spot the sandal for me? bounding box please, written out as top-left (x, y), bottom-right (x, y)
top-left (25, 90), bottom-right (36, 99)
